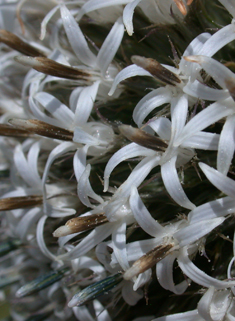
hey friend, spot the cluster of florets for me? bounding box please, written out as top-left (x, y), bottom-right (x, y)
top-left (1, 0), bottom-right (235, 320)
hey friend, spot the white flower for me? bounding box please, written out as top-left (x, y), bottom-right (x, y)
top-left (77, 0), bottom-right (194, 36)
top-left (184, 54), bottom-right (235, 175)
top-left (103, 92), bottom-right (225, 213)
top-left (22, 5), bottom-right (124, 101)
top-left (109, 186), bottom-right (233, 292)
top-left (109, 28), bottom-right (235, 126)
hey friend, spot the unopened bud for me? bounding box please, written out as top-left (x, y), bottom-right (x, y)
top-left (131, 56), bottom-right (181, 86)
top-left (119, 125), bottom-right (168, 152)
top-left (68, 273), bottom-right (122, 307)
top-left (0, 195), bottom-right (43, 211)
top-left (0, 29), bottom-right (46, 57)
top-left (15, 56), bottom-right (91, 80)
top-left (124, 243), bottom-right (174, 280)
top-left (9, 119), bottom-right (73, 141)
top-left (53, 214), bottom-right (108, 237)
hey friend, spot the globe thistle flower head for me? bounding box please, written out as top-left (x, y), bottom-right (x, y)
top-left (2, 1), bottom-right (235, 320)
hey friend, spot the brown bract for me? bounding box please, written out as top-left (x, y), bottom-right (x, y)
top-left (0, 124), bottom-right (31, 137)
top-left (131, 55), bottom-right (181, 86)
top-left (9, 119), bottom-right (74, 141)
top-left (0, 29), bottom-right (46, 57)
top-left (0, 195), bottom-right (43, 211)
top-left (66, 214), bottom-right (108, 233)
top-left (119, 125), bottom-right (168, 152)
top-left (124, 243), bottom-right (174, 280)
top-left (14, 56), bottom-right (91, 80)
top-left (53, 213), bottom-right (108, 237)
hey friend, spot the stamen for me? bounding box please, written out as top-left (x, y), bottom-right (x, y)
top-left (0, 195), bottom-right (43, 211)
top-left (0, 124), bottom-right (31, 137)
top-left (68, 273), bottom-right (122, 307)
top-left (14, 56), bottom-right (91, 80)
top-left (16, 267), bottom-right (70, 298)
top-left (53, 214), bottom-right (108, 237)
top-left (9, 119), bottom-right (74, 141)
top-left (123, 243), bottom-right (174, 280)
top-left (119, 125), bottom-right (168, 152)
top-left (0, 30), bottom-right (46, 57)
top-left (131, 55), bottom-right (181, 86)
top-left (174, 0), bottom-right (187, 15)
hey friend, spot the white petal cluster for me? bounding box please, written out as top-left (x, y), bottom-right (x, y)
top-left (1, 0), bottom-right (235, 320)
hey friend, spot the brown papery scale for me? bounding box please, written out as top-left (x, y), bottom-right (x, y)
top-left (0, 30), bottom-right (46, 57)
top-left (131, 55), bottom-right (181, 86)
top-left (9, 119), bottom-right (74, 141)
top-left (14, 56), bottom-right (91, 80)
top-left (119, 125), bottom-right (168, 152)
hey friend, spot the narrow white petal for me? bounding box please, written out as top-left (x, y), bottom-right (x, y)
top-left (200, 23), bottom-right (235, 57)
top-left (40, 5), bottom-right (60, 40)
top-left (73, 306), bottom-right (95, 321)
top-left (14, 144), bottom-right (42, 189)
top-left (105, 156), bottom-right (160, 221)
top-left (147, 117), bottom-right (171, 141)
top-left (197, 287), bottom-right (214, 321)
top-left (29, 96), bottom-right (65, 127)
top-left (161, 156), bottom-right (195, 210)
top-left (96, 17), bottom-right (124, 75)
top-left (42, 142), bottom-right (76, 205)
top-left (15, 208), bottom-right (41, 241)
top-left (69, 87), bottom-right (84, 113)
top-left (46, 203), bottom-right (76, 218)
top-left (122, 281), bottom-right (143, 306)
top-left (123, 0), bottom-right (142, 35)
top-left (181, 132), bottom-right (219, 150)
top-left (108, 65), bottom-right (152, 96)
top-left (199, 162), bottom-right (235, 198)
top-left (74, 81), bottom-right (100, 126)
top-left (152, 310), bottom-right (201, 321)
top-left (189, 197), bottom-right (235, 223)
top-left (73, 146), bottom-right (89, 182)
top-left (73, 127), bottom-right (100, 145)
top-left (60, 5), bottom-right (96, 66)
top-left (185, 55), bottom-right (235, 91)
top-left (133, 269), bottom-right (152, 291)
top-left (130, 186), bottom-right (164, 237)
top-left (77, 0), bottom-right (130, 20)
top-left (112, 221), bottom-right (129, 271)
top-left (156, 253), bottom-right (188, 294)
top-left (217, 115), bottom-right (235, 174)
top-left (94, 300), bottom-right (112, 321)
top-left (183, 80), bottom-right (229, 101)
top-left (200, 286), bottom-right (232, 321)
top-left (103, 143), bottom-right (155, 192)
top-left (36, 216), bottom-right (57, 261)
top-left (178, 247), bottom-right (235, 288)
top-left (34, 92), bottom-right (74, 128)
top-left (179, 32), bottom-right (211, 74)
top-left (58, 224), bottom-right (115, 260)
top-left (170, 94), bottom-right (188, 141)
top-left (77, 164), bottom-right (104, 207)
top-left (174, 217), bottom-right (225, 247)
top-left (176, 98), bottom-right (235, 145)
top-left (133, 88), bottom-right (171, 127)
